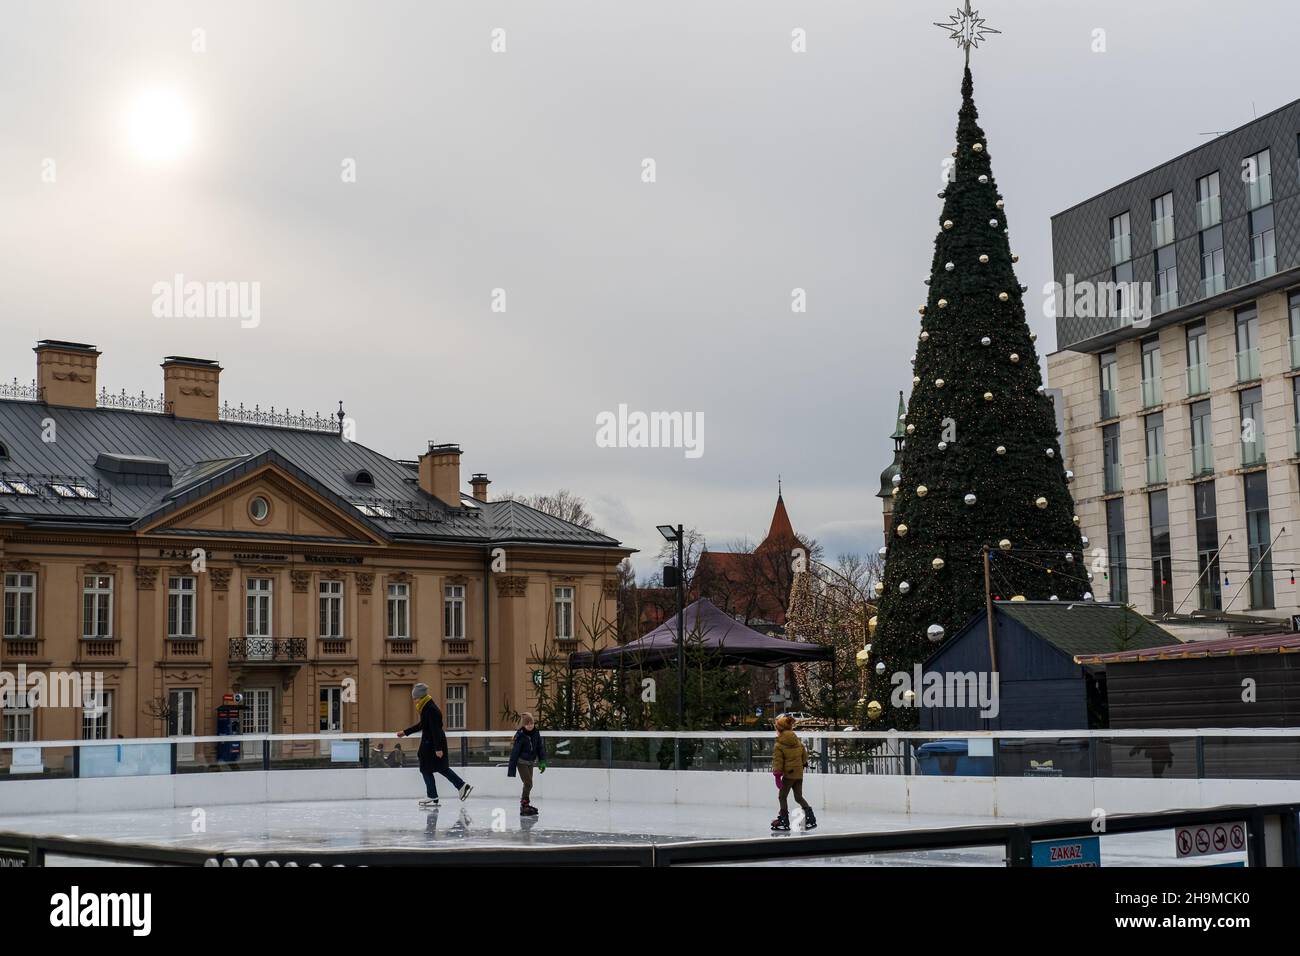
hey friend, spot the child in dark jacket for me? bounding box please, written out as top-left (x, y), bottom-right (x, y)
top-left (507, 713), bottom-right (547, 815)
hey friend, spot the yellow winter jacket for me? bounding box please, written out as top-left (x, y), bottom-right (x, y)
top-left (771, 730), bottom-right (808, 780)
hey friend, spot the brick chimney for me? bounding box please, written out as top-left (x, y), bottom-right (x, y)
top-left (470, 473), bottom-right (491, 502)
top-left (419, 443), bottom-right (462, 508)
top-left (34, 340), bottom-right (99, 408)
top-left (162, 356), bottom-right (222, 421)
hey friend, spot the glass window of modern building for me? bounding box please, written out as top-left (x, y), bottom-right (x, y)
top-left (1151, 191), bottom-right (1175, 248)
top-left (1144, 412), bottom-right (1166, 484)
top-left (1244, 471), bottom-right (1274, 609)
top-left (1109, 210), bottom-right (1132, 266)
top-left (1186, 320), bottom-right (1209, 395)
top-left (1196, 171), bottom-right (1221, 229)
top-left (1293, 376), bottom-right (1300, 457)
top-left (1194, 481), bottom-right (1222, 611)
top-left (1244, 148), bottom-right (1272, 210)
top-left (1103, 422), bottom-right (1123, 493)
top-left (1154, 245), bottom-right (1178, 313)
top-left (1105, 497), bottom-right (1127, 603)
top-left (1240, 384), bottom-right (1266, 466)
top-left (1290, 290), bottom-right (1300, 370)
top-left (1112, 259), bottom-right (1135, 321)
top-left (1140, 335), bottom-right (1163, 407)
top-left (1190, 398), bottom-right (1214, 476)
top-left (1249, 203), bottom-right (1277, 280)
top-left (1235, 305), bottom-right (1260, 382)
top-left (1199, 224), bottom-right (1225, 297)
top-left (1099, 349), bottom-right (1119, 419)
top-left (1149, 489), bottom-right (1173, 614)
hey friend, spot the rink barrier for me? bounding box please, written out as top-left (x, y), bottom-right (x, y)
top-left (2, 802), bottom-right (1295, 867)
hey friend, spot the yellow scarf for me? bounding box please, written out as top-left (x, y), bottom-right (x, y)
top-left (415, 694), bottom-right (433, 714)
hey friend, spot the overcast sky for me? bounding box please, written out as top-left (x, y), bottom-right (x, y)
top-left (1, 0), bottom-right (1295, 574)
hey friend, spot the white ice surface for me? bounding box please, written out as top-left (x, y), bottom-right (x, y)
top-left (0, 797), bottom-right (1246, 866)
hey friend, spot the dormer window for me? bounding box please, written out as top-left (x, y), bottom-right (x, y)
top-left (0, 478), bottom-right (38, 496)
top-left (355, 502), bottom-right (394, 519)
top-left (0, 442), bottom-right (8, 459)
top-left (354, 470), bottom-right (373, 485)
top-left (49, 482), bottom-right (99, 500)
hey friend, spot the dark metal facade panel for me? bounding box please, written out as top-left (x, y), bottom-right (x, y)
top-left (1106, 655), bottom-right (1300, 728)
top-left (1052, 98), bottom-right (1300, 351)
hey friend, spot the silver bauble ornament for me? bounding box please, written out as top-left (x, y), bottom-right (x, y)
top-left (945, 261), bottom-right (955, 272)
top-left (877, 546), bottom-right (888, 559)
top-left (996, 445), bottom-right (1006, 455)
top-left (989, 219), bottom-right (999, 228)
top-left (891, 473), bottom-right (901, 487)
top-left (919, 330), bottom-right (929, 341)
top-left (1083, 591), bottom-right (1094, 601)
top-left (978, 174), bottom-right (988, 183)
top-left (964, 493), bottom-right (976, 506)
top-left (898, 581), bottom-right (911, 594)
top-left (1050, 594), bottom-right (1059, 602)
top-left (1010, 353), bottom-right (1020, 363)
top-left (1045, 448), bottom-right (1055, 458)
top-left (981, 336), bottom-right (991, 346)
top-left (1065, 470), bottom-right (1075, 481)
top-left (995, 199), bottom-right (1004, 209)
top-left (927, 624), bottom-right (945, 643)
top-left (1080, 534), bottom-right (1089, 546)
top-left (937, 441), bottom-right (948, 451)
top-left (875, 662), bottom-right (886, 675)
top-left (1065, 552), bottom-right (1075, 562)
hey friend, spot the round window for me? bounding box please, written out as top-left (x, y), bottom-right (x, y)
top-left (249, 495), bottom-right (270, 522)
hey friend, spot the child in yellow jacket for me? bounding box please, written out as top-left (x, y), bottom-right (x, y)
top-left (770, 714), bottom-right (817, 831)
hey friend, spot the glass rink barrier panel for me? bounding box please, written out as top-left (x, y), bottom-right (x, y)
top-left (0, 743), bottom-right (76, 781)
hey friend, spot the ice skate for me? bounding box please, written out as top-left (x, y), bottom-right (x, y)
top-left (419, 797), bottom-right (440, 809)
top-left (770, 812), bottom-right (790, 832)
top-left (458, 783), bottom-right (474, 801)
top-left (520, 799), bottom-right (539, 816)
top-left (802, 809), bottom-right (818, 830)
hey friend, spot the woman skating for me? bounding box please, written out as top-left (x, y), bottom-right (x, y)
top-left (396, 683), bottom-right (473, 808)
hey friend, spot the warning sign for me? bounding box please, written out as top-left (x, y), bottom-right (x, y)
top-left (1175, 822), bottom-right (1246, 859)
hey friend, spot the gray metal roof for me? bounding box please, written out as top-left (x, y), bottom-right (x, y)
top-left (0, 399), bottom-right (622, 549)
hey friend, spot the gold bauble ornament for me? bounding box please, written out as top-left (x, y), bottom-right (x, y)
top-left (895, 523), bottom-right (908, 537)
top-left (998, 539), bottom-right (1012, 550)
top-left (984, 391), bottom-right (994, 401)
top-left (995, 199), bottom-right (1004, 208)
top-left (868, 615), bottom-right (878, 636)
top-left (979, 254), bottom-right (989, 263)
top-left (906, 424), bottom-right (915, 434)
top-left (1073, 514), bottom-right (1081, 526)
top-left (873, 581), bottom-right (885, 595)
top-left (890, 487), bottom-right (898, 498)
top-left (855, 647), bottom-right (870, 665)
top-left (912, 376), bottom-right (921, 385)
top-left (935, 378), bottom-right (945, 388)
top-left (938, 298), bottom-right (949, 309)
top-left (919, 330), bottom-right (930, 341)
top-left (866, 700), bottom-right (883, 720)
top-left (998, 292), bottom-right (1009, 302)
top-left (943, 220), bottom-right (954, 230)
top-left (931, 557), bottom-right (945, 570)
top-left (1036, 496), bottom-right (1049, 509)
top-left (972, 142), bottom-right (984, 152)
top-left (1030, 332), bottom-right (1038, 342)
top-left (1010, 594), bottom-right (1027, 602)
top-left (918, 306), bottom-right (927, 315)
top-left (996, 445), bottom-right (1006, 455)
top-left (916, 485), bottom-right (929, 497)
top-left (1011, 254), bottom-right (1020, 263)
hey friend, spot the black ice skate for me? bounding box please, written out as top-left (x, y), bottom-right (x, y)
top-left (520, 799), bottom-right (539, 816)
top-left (802, 809), bottom-right (818, 830)
top-left (771, 812), bottom-right (790, 832)
top-left (458, 783), bottom-right (474, 801)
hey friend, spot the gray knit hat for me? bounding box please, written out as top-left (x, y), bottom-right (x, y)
top-left (412, 682), bottom-right (429, 700)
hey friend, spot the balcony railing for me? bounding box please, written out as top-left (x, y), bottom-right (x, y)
top-left (444, 640), bottom-right (472, 657)
top-left (1195, 195), bottom-right (1221, 229)
top-left (1190, 443), bottom-right (1214, 477)
top-left (1099, 388), bottom-right (1119, 420)
top-left (1252, 254), bottom-right (1277, 281)
top-left (318, 638), bottom-right (352, 657)
top-left (229, 638), bottom-right (308, 663)
top-left (1153, 290), bottom-right (1178, 315)
top-left (1140, 377), bottom-right (1163, 408)
top-left (164, 638), bottom-right (205, 659)
top-left (1, 637), bottom-right (42, 658)
top-left (1201, 273), bottom-right (1226, 298)
top-left (1186, 363), bottom-right (1209, 396)
top-left (385, 639), bottom-right (416, 656)
top-left (1104, 461), bottom-right (1123, 495)
top-left (1109, 234), bottom-right (1132, 265)
top-left (1242, 439), bottom-right (1267, 468)
top-left (1295, 424), bottom-right (1300, 458)
top-left (1291, 336), bottom-right (1300, 371)
top-left (1145, 456), bottom-right (1166, 485)
top-left (78, 638), bottom-right (122, 660)
top-left (1247, 173), bottom-right (1272, 210)
top-left (1151, 217), bottom-right (1174, 248)
top-left (1237, 348), bottom-right (1260, 382)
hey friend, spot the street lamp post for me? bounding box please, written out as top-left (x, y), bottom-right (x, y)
top-left (657, 524), bottom-right (685, 769)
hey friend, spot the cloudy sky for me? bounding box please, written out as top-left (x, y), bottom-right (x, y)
top-left (1, 0), bottom-right (1295, 573)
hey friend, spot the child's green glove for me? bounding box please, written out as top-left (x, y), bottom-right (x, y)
top-left (539, 762), bottom-right (547, 773)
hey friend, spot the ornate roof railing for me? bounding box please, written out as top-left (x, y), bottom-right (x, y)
top-left (0, 379), bottom-right (40, 402)
top-left (219, 401), bottom-right (341, 434)
top-left (97, 387), bottom-right (168, 414)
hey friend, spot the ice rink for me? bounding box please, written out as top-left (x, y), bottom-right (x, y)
top-left (0, 796), bottom-right (1244, 866)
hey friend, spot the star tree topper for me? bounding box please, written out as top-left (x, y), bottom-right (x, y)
top-left (933, 0), bottom-right (1000, 65)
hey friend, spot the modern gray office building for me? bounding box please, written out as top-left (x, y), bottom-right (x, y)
top-left (1047, 96), bottom-right (1300, 634)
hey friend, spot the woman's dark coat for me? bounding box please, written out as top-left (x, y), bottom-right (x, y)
top-left (404, 699), bottom-right (449, 773)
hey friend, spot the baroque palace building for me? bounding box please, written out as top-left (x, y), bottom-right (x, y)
top-left (0, 340), bottom-right (629, 744)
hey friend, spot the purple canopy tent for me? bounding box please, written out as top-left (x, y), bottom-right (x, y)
top-left (569, 598), bottom-right (835, 669)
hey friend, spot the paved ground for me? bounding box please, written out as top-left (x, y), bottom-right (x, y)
top-left (0, 797), bottom-right (1245, 866)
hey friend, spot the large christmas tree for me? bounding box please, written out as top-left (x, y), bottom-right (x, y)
top-left (867, 54), bottom-right (1088, 727)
